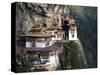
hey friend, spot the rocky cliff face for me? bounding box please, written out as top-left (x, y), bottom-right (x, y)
top-left (15, 2), bottom-right (97, 68)
top-left (16, 2), bottom-right (69, 37)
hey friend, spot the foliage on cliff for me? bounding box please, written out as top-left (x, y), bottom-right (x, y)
top-left (56, 40), bottom-right (87, 69)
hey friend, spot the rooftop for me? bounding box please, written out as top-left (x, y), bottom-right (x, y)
top-left (20, 32), bottom-right (54, 38)
top-left (44, 26), bottom-right (62, 31)
top-left (25, 45), bottom-right (60, 52)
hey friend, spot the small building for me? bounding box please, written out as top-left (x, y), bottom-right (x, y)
top-left (61, 17), bottom-right (78, 40)
top-left (44, 26), bottom-right (64, 43)
top-left (68, 18), bottom-right (78, 40)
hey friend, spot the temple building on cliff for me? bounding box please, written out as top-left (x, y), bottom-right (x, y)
top-left (17, 26), bottom-right (64, 71)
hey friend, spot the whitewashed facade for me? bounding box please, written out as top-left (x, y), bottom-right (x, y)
top-left (26, 41), bottom-right (32, 48)
top-left (35, 42), bottom-right (46, 48)
top-left (69, 27), bottom-right (78, 40)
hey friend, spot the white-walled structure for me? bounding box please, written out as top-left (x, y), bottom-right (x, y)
top-left (35, 42), bottom-right (46, 48)
top-left (19, 26), bottom-right (63, 71)
top-left (68, 18), bottom-right (78, 40)
top-left (45, 27), bottom-right (64, 44)
top-left (35, 38), bottom-right (46, 48)
top-left (26, 41), bottom-right (32, 48)
top-left (69, 26), bottom-right (78, 40)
